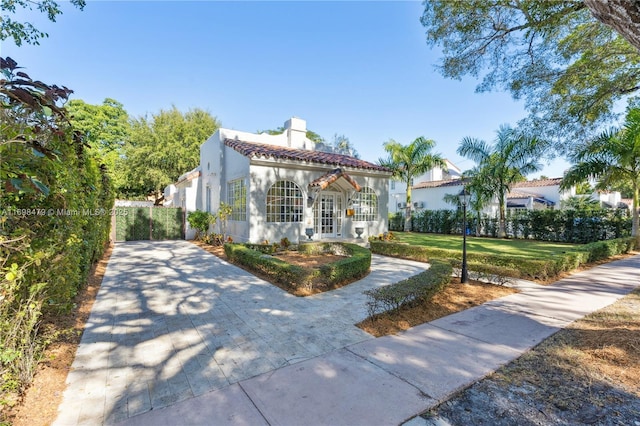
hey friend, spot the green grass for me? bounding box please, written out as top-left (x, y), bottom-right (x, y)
top-left (391, 232), bottom-right (577, 259)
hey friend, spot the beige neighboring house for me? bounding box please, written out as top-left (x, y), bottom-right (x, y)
top-left (166, 117), bottom-right (392, 242)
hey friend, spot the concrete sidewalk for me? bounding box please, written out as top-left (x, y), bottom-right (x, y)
top-left (54, 242), bottom-right (640, 426)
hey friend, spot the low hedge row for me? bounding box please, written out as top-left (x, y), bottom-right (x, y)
top-left (370, 237), bottom-right (636, 281)
top-left (300, 242), bottom-right (371, 285)
top-left (223, 242), bottom-right (371, 290)
top-left (224, 243), bottom-right (315, 287)
top-left (364, 259), bottom-right (452, 317)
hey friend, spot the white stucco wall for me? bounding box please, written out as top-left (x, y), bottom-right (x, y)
top-left (246, 163), bottom-right (389, 243)
top-left (412, 184), bottom-right (464, 212)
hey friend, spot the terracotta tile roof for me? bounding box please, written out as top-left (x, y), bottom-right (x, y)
top-left (514, 177), bottom-right (563, 188)
top-left (507, 190), bottom-right (542, 199)
top-left (309, 168), bottom-right (362, 191)
top-left (412, 178), bottom-right (466, 189)
top-left (224, 138), bottom-right (390, 172)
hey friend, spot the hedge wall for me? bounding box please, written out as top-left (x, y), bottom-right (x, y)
top-left (1, 60), bottom-right (115, 399)
top-left (389, 208), bottom-right (632, 244)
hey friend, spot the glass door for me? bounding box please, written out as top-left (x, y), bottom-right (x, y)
top-left (314, 192), bottom-right (343, 238)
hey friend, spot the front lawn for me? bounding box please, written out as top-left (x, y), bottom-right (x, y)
top-left (392, 232), bottom-right (577, 259)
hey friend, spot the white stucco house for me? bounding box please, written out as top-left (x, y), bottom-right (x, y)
top-left (167, 117), bottom-right (391, 242)
top-left (388, 159), bottom-right (462, 214)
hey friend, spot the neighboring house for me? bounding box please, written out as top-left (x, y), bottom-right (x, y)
top-left (411, 179), bottom-right (467, 212)
top-left (510, 178), bottom-right (574, 210)
top-left (169, 117), bottom-right (391, 242)
top-left (591, 191), bottom-right (630, 209)
top-left (410, 176), bottom-right (576, 215)
top-left (388, 159), bottom-right (462, 214)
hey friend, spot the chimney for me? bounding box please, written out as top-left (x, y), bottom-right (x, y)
top-left (284, 117), bottom-right (307, 150)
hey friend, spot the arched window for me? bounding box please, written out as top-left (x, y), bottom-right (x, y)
top-left (266, 181), bottom-right (303, 222)
top-left (353, 187), bottom-right (378, 222)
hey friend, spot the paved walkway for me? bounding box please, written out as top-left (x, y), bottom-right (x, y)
top-left (53, 241), bottom-right (640, 426)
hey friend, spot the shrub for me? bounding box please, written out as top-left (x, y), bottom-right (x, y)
top-left (224, 244), bottom-right (313, 287)
top-left (187, 210), bottom-right (214, 240)
top-left (280, 237), bottom-right (291, 249)
top-left (364, 259), bottom-right (452, 317)
top-left (244, 243), bottom-right (276, 254)
top-left (225, 242), bottom-right (371, 290)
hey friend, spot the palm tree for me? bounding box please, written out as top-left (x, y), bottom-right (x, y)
top-left (561, 107), bottom-right (640, 245)
top-left (458, 125), bottom-right (546, 238)
top-left (379, 137), bottom-right (446, 231)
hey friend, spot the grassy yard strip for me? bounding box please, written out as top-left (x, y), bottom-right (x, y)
top-left (371, 233), bottom-right (636, 281)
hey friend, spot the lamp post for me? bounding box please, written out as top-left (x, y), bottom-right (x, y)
top-left (458, 188), bottom-right (471, 284)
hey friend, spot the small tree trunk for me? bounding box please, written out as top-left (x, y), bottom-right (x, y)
top-left (633, 184), bottom-right (640, 247)
top-left (498, 201), bottom-right (506, 238)
top-left (404, 184), bottom-right (412, 231)
top-left (404, 206), bottom-right (412, 231)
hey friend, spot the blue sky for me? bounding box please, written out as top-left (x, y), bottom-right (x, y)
top-left (2, 0), bottom-right (570, 177)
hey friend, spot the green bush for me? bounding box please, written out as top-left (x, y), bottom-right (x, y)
top-left (187, 210), bottom-right (214, 240)
top-left (244, 243), bottom-right (276, 254)
top-left (224, 242), bottom-right (371, 290)
top-left (364, 259), bottom-right (452, 317)
top-left (224, 244), bottom-right (314, 287)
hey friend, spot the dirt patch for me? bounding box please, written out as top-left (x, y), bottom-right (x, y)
top-left (427, 287), bottom-right (640, 425)
top-left (357, 279), bottom-right (518, 337)
top-left (4, 244), bottom-right (113, 426)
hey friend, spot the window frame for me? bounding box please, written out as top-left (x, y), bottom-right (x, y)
top-left (266, 180), bottom-right (304, 223)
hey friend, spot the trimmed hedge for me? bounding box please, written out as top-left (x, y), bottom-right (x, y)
top-left (364, 259), bottom-right (452, 317)
top-left (299, 242), bottom-right (372, 286)
top-left (224, 242), bottom-right (371, 290)
top-left (224, 244), bottom-right (315, 287)
top-left (370, 237), bottom-right (636, 282)
top-left (392, 208), bottom-right (632, 244)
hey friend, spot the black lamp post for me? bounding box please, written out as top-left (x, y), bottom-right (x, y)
top-left (458, 188), bottom-right (471, 284)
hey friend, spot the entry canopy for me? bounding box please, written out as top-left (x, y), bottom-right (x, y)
top-left (308, 168), bottom-right (362, 192)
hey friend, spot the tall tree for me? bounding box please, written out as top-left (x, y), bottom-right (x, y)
top-left (118, 107), bottom-right (220, 203)
top-left (421, 1), bottom-right (640, 152)
top-left (458, 126), bottom-right (545, 238)
top-left (67, 98), bottom-right (130, 185)
top-left (1, 0), bottom-right (85, 46)
top-left (379, 137), bottom-right (446, 231)
top-left (561, 107), bottom-right (640, 244)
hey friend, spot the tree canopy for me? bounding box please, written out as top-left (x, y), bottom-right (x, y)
top-left (117, 107), bottom-right (220, 202)
top-left (421, 1), bottom-right (640, 153)
top-left (1, 0), bottom-right (85, 46)
top-left (67, 98), bottom-right (130, 185)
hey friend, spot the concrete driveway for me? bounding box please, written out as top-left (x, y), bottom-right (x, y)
top-left (53, 240), bottom-right (429, 425)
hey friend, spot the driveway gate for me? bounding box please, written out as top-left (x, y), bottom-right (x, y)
top-left (113, 207), bottom-right (184, 241)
